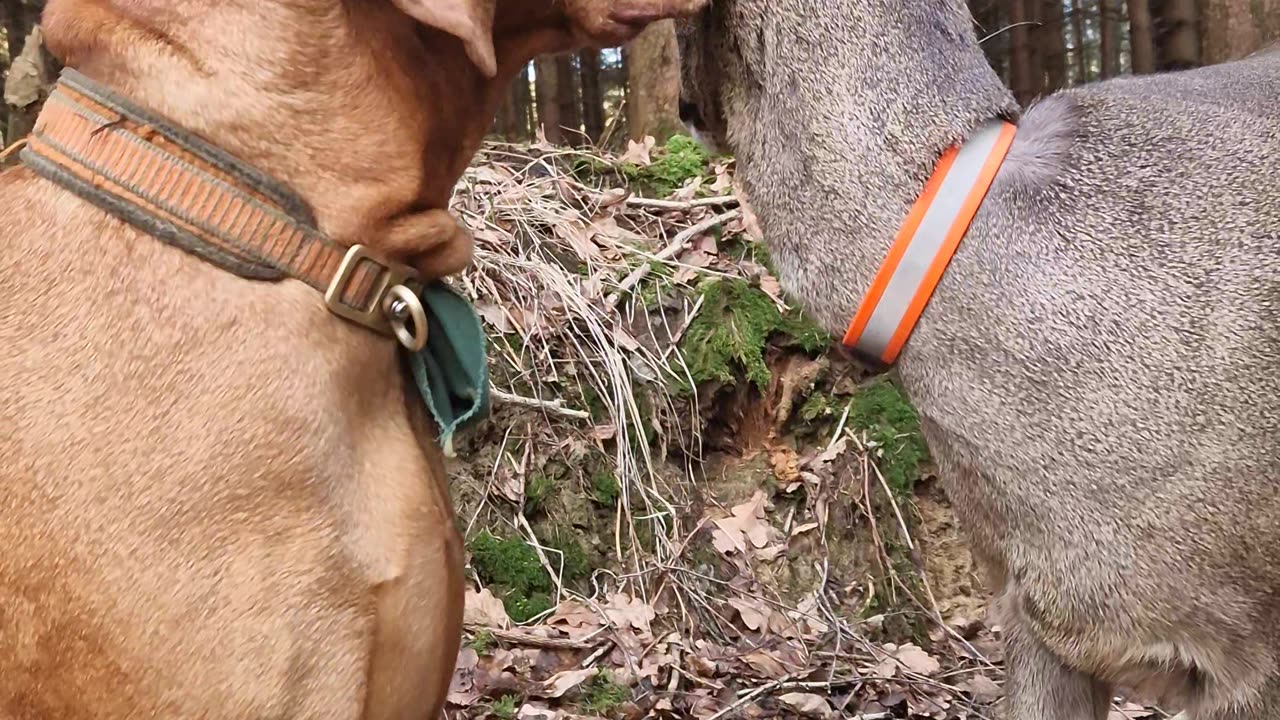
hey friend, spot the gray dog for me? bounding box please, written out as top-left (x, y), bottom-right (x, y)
top-left (675, 2), bottom-right (1280, 719)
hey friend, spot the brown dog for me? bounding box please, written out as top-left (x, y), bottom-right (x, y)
top-left (0, 0), bottom-right (703, 716)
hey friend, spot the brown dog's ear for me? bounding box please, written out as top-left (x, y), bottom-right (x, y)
top-left (393, 0), bottom-right (497, 77)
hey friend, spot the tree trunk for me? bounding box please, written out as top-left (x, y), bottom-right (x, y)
top-left (624, 19), bottom-right (682, 142)
top-left (970, 0), bottom-right (1009, 82)
top-left (1008, 0), bottom-right (1034, 104)
top-left (1070, 0), bottom-right (1088, 82)
top-left (1154, 0), bottom-right (1200, 69)
top-left (512, 62), bottom-right (534, 141)
top-left (1100, 0), bottom-right (1121, 77)
top-left (578, 49), bottom-right (605, 144)
top-left (554, 53), bottom-right (581, 144)
top-left (1127, 0), bottom-right (1158, 72)
top-left (1025, 0), bottom-right (1046, 98)
top-left (1258, 0), bottom-right (1280, 45)
top-left (1037, 0), bottom-right (1068, 90)
top-left (534, 56), bottom-right (562, 144)
top-left (1199, 0), bottom-right (1261, 64)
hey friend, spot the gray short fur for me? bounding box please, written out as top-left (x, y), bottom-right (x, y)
top-left (675, 2), bottom-right (1280, 718)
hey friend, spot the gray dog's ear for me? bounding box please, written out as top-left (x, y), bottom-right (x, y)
top-left (393, 0), bottom-right (497, 77)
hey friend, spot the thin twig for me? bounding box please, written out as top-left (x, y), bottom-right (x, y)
top-left (706, 676), bottom-right (793, 720)
top-left (491, 387), bottom-right (591, 420)
top-left (465, 624), bottom-right (598, 650)
top-left (606, 209), bottom-right (742, 308)
top-left (624, 194), bottom-right (740, 210)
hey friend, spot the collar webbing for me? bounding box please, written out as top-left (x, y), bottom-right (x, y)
top-left (842, 119), bottom-right (1016, 365)
top-left (20, 68), bottom-right (420, 341)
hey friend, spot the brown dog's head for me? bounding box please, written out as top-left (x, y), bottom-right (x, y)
top-left (38, 0), bottom-right (707, 270)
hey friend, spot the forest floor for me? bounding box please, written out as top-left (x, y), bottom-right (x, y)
top-left (438, 135), bottom-right (1156, 720)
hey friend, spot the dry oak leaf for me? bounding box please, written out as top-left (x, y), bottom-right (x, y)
top-left (960, 674), bottom-right (1003, 703)
top-left (517, 704), bottom-right (560, 720)
top-left (710, 491), bottom-right (774, 555)
top-left (876, 642), bottom-right (942, 677)
top-left (539, 667), bottom-right (599, 699)
top-left (741, 649), bottom-right (790, 680)
top-left (728, 597), bottom-right (771, 631)
top-left (620, 136), bottom-right (656, 166)
top-left (445, 647), bottom-right (481, 706)
top-left (602, 592), bottom-right (656, 635)
top-left (778, 692), bottom-right (835, 718)
top-left (464, 587), bottom-right (510, 629)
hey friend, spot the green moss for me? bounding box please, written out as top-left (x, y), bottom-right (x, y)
top-left (590, 469), bottom-right (620, 507)
top-left (468, 532), bottom-right (553, 623)
top-left (849, 379), bottom-right (929, 499)
top-left (467, 628), bottom-right (496, 654)
top-left (489, 694), bottom-right (519, 720)
top-left (581, 671), bottom-right (630, 716)
top-left (679, 278), bottom-right (832, 392)
top-left (621, 134), bottom-right (711, 198)
top-left (800, 392), bottom-right (837, 424)
top-left (543, 527), bottom-right (591, 583)
top-left (525, 473), bottom-right (555, 516)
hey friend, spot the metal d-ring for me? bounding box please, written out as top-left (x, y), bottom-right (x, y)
top-left (382, 284), bottom-right (428, 352)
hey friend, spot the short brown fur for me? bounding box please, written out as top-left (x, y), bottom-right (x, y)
top-left (0, 0), bottom-right (704, 716)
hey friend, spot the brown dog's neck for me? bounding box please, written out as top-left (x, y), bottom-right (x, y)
top-left (38, 0), bottom-right (506, 279)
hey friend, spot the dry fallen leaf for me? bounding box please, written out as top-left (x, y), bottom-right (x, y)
top-left (517, 704), bottom-right (560, 720)
top-left (619, 136), bottom-right (656, 166)
top-left (729, 597), bottom-right (770, 631)
top-left (539, 667), bottom-right (599, 699)
top-left (671, 174), bottom-right (705, 201)
top-left (878, 642), bottom-right (942, 677)
top-left (603, 592), bottom-right (656, 635)
top-left (741, 649), bottom-right (790, 680)
top-left (445, 647), bottom-right (481, 707)
top-left (778, 692), bottom-right (834, 718)
top-left (464, 587), bottom-right (511, 629)
top-left (475, 302), bottom-right (513, 334)
top-left (710, 491), bottom-right (774, 555)
top-left (960, 674), bottom-right (1003, 702)
top-left (547, 600), bottom-right (605, 639)
top-left (709, 163), bottom-right (734, 194)
top-left (4, 27), bottom-right (48, 108)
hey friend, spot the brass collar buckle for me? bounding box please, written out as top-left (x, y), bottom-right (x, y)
top-left (324, 245), bottom-right (429, 352)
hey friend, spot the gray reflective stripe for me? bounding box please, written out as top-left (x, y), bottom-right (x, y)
top-left (855, 120), bottom-right (1007, 361)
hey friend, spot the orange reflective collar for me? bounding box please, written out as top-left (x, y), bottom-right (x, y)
top-left (842, 119), bottom-right (1017, 365)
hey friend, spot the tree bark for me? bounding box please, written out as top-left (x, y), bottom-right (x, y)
top-left (512, 63), bottom-right (533, 141)
top-left (578, 49), bottom-right (605, 144)
top-left (1025, 0), bottom-right (1046, 98)
top-left (969, 0), bottom-right (1009, 82)
top-left (534, 56), bottom-right (562, 144)
top-left (554, 53), bottom-right (581, 144)
top-left (1038, 0), bottom-right (1068, 91)
top-left (1070, 0), bottom-right (1088, 82)
top-left (1008, 0), bottom-right (1034, 104)
top-left (1199, 0), bottom-right (1261, 64)
top-left (1258, 0), bottom-right (1280, 46)
top-left (1154, 0), bottom-right (1200, 69)
top-left (1127, 0), bottom-right (1158, 73)
top-left (624, 19), bottom-right (682, 142)
top-left (1100, 0), bottom-right (1121, 77)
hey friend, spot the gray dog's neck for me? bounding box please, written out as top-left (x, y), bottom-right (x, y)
top-left (720, 0), bottom-right (1019, 332)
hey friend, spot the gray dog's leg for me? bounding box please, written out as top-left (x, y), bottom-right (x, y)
top-left (1004, 616), bottom-right (1111, 720)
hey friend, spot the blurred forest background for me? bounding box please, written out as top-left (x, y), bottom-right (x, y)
top-left (4, 0), bottom-right (1280, 148)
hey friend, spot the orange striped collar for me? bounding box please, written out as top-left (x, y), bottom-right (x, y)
top-left (842, 119), bottom-right (1017, 365)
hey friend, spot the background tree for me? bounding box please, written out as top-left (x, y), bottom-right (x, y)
top-left (624, 20), bottom-right (683, 143)
top-left (3, 1), bottom-right (1280, 152)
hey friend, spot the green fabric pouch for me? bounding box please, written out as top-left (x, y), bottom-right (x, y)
top-left (406, 281), bottom-right (491, 456)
